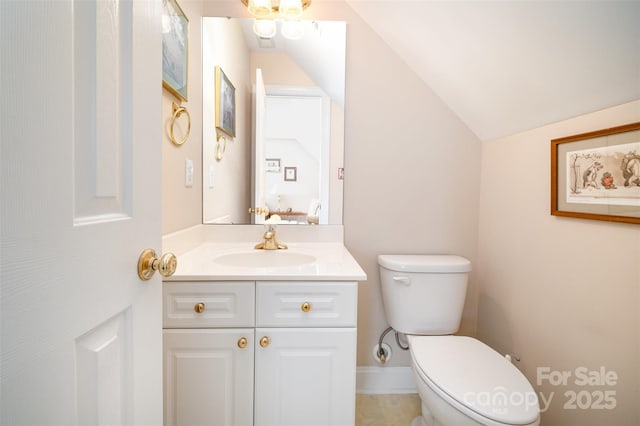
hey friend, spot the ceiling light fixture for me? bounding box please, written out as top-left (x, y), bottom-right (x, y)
top-left (241, 0), bottom-right (311, 40)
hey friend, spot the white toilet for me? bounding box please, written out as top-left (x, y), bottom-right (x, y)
top-left (378, 255), bottom-right (540, 426)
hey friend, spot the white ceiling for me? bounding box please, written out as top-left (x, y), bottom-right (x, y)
top-left (345, 0), bottom-right (640, 141)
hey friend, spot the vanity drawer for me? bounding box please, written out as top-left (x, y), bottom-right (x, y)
top-left (256, 281), bottom-right (357, 327)
top-left (163, 282), bottom-right (255, 328)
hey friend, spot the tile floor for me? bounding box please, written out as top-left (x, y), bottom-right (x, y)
top-left (355, 394), bottom-right (422, 426)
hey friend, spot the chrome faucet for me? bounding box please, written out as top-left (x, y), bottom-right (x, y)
top-left (255, 225), bottom-right (288, 250)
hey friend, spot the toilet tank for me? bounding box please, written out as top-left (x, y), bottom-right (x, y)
top-left (378, 255), bottom-right (471, 335)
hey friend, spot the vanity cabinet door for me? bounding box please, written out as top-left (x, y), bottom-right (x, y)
top-left (254, 328), bottom-right (357, 426)
top-left (164, 329), bottom-right (254, 426)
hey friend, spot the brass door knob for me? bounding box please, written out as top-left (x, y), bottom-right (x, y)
top-left (194, 303), bottom-right (205, 313)
top-left (259, 336), bottom-right (270, 348)
top-left (301, 302), bottom-right (312, 313)
top-left (248, 207), bottom-right (270, 215)
top-left (237, 337), bottom-right (248, 349)
top-left (137, 249), bottom-right (177, 281)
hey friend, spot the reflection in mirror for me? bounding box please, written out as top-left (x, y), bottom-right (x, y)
top-left (202, 17), bottom-right (346, 225)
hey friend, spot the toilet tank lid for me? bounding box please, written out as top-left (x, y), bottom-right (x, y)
top-left (378, 255), bottom-right (471, 273)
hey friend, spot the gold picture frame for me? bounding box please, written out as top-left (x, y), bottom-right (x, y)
top-left (162, 0), bottom-right (188, 102)
top-left (215, 66), bottom-right (236, 138)
top-left (551, 122), bottom-right (640, 224)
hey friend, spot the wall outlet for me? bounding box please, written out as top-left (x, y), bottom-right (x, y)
top-left (208, 164), bottom-right (215, 188)
top-left (185, 159), bottom-right (193, 187)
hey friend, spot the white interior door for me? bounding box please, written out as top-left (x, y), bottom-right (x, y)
top-left (1, 1), bottom-right (163, 425)
top-left (253, 68), bottom-right (267, 224)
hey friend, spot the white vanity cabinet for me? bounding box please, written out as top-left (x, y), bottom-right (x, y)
top-left (163, 280), bottom-right (358, 426)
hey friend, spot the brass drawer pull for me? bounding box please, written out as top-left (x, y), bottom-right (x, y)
top-left (194, 302), bottom-right (205, 313)
top-left (237, 337), bottom-right (248, 349)
top-left (301, 302), bottom-right (312, 313)
top-left (248, 207), bottom-right (269, 215)
top-left (259, 336), bottom-right (270, 348)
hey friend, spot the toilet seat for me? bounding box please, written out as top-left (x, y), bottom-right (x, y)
top-left (409, 336), bottom-right (539, 425)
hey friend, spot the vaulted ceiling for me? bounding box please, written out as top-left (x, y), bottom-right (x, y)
top-left (345, 1), bottom-right (640, 141)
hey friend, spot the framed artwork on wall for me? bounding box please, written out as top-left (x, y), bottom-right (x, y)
top-left (162, 0), bottom-right (188, 102)
top-left (551, 121), bottom-right (640, 224)
top-left (265, 158), bottom-right (281, 173)
top-left (284, 167), bottom-right (297, 182)
top-left (215, 66), bottom-right (236, 138)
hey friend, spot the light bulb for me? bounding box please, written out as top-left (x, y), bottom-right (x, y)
top-left (248, 0), bottom-right (273, 17)
top-left (253, 19), bottom-right (277, 39)
top-left (278, 0), bottom-right (303, 19)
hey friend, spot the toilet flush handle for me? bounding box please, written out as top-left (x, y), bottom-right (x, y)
top-left (392, 276), bottom-right (411, 286)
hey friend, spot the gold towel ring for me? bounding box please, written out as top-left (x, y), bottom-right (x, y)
top-left (215, 134), bottom-right (227, 161)
top-left (169, 102), bottom-right (191, 146)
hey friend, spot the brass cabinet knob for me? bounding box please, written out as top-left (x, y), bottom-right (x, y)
top-left (259, 336), bottom-right (270, 348)
top-left (237, 337), bottom-right (248, 349)
top-left (301, 302), bottom-right (312, 313)
top-left (137, 249), bottom-right (177, 281)
top-left (194, 302), bottom-right (205, 313)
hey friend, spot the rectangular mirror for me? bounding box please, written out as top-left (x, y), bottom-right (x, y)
top-left (202, 17), bottom-right (346, 225)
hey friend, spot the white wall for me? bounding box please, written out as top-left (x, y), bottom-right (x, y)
top-left (477, 100), bottom-right (640, 426)
top-left (162, 0), bottom-right (203, 234)
top-left (334, 4), bottom-right (483, 366)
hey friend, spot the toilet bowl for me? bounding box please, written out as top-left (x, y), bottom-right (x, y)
top-left (409, 335), bottom-right (539, 426)
top-left (377, 255), bottom-right (540, 426)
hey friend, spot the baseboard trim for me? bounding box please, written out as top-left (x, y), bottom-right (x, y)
top-left (356, 366), bottom-right (417, 394)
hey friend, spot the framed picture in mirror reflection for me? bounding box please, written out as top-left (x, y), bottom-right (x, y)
top-left (265, 158), bottom-right (281, 173)
top-left (284, 167), bottom-right (297, 182)
top-left (215, 66), bottom-right (236, 137)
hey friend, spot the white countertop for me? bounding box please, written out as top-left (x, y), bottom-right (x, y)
top-left (165, 242), bottom-right (367, 282)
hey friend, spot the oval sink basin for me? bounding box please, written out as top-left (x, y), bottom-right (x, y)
top-left (213, 251), bottom-right (316, 268)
